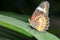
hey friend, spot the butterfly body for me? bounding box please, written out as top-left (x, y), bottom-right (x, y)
top-left (28, 1), bottom-right (50, 32)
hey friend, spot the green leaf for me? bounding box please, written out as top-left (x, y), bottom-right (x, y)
top-left (0, 14), bottom-right (60, 40)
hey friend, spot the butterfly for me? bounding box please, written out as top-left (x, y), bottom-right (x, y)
top-left (28, 1), bottom-right (50, 32)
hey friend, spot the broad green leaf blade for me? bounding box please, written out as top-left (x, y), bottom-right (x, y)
top-left (0, 15), bottom-right (32, 37)
top-left (0, 15), bottom-right (60, 40)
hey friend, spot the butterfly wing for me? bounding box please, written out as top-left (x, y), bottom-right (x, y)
top-left (28, 1), bottom-right (50, 32)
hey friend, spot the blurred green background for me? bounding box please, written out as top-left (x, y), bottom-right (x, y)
top-left (0, 0), bottom-right (60, 40)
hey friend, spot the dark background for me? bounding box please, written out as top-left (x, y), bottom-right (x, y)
top-left (0, 0), bottom-right (60, 39)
